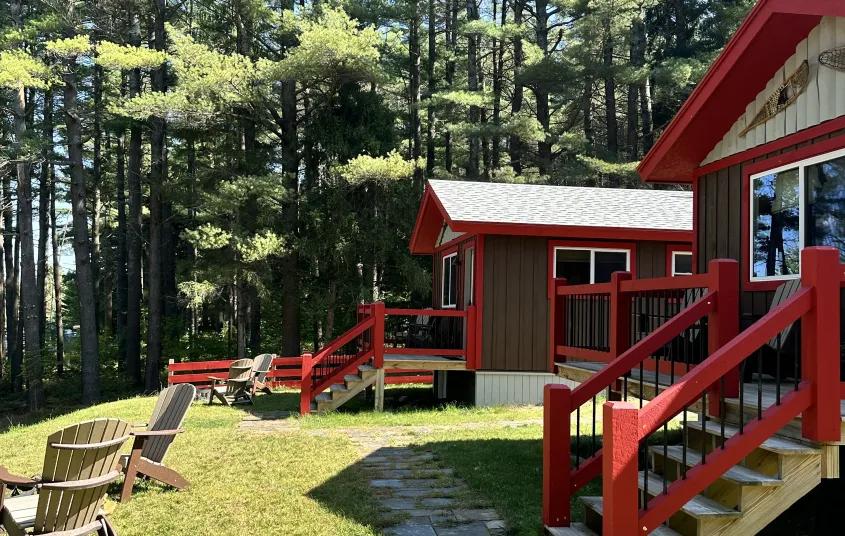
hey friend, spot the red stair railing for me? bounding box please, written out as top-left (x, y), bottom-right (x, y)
top-left (544, 246), bottom-right (842, 533)
top-left (544, 259), bottom-right (736, 527)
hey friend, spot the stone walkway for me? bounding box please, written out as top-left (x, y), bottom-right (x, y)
top-left (239, 412), bottom-right (512, 535)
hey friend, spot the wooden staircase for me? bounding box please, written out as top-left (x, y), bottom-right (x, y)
top-left (550, 415), bottom-right (822, 535)
top-left (310, 364), bottom-right (379, 414)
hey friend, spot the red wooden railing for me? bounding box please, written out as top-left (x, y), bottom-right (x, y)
top-left (543, 247), bottom-right (841, 533)
top-left (300, 303), bottom-right (477, 414)
top-left (167, 358), bottom-right (433, 390)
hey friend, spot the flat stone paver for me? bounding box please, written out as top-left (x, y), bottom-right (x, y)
top-left (434, 522), bottom-right (491, 536)
top-left (385, 526), bottom-right (437, 536)
top-left (382, 499), bottom-right (417, 510)
top-left (421, 498), bottom-right (454, 508)
top-left (371, 479), bottom-right (404, 488)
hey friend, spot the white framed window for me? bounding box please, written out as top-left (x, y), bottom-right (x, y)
top-left (750, 147), bottom-right (845, 282)
top-left (441, 252), bottom-right (458, 308)
top-left (672, 251), bottom-right (693, 276)
top-left (553, 247), bottom-right (630, 285)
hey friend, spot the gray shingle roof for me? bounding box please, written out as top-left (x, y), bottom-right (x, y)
top-left (428, 180), bottom-right (693, 232)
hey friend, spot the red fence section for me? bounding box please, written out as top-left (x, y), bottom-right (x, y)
top-left (167, 358), bottom-right (432, 389)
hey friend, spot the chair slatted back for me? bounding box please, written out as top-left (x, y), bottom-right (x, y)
top-left (767, 278), bottom-right (802, 349)
top-left (251, 354), bottom-right (275, 385)
top-left (143, 384), bottom-right (196, 464)
top-left (225, 358), bottom-right (254, 395)
top-left (34, 419), bottom-right (130, 533)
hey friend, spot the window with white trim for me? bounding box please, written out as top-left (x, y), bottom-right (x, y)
top-left (750, 147), bottom-right (845, 281)
top-left (553, 247), bottom-right (630, 285)
top-left (672, 251), bottom-right (693, 276)
top-left (441, 252), bottom-right (458, 308)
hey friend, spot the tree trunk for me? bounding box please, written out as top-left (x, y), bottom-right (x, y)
top-left (466, 0), bottom-right (480, 179)
top-left (325, 278), bottom-right (337, 341)
top-left (91, 65), bottom-right (103, 331)
top-left (641, 76), bottom-right (654, 153)
top-left (37, 90), bottom-right (52, 345)
top-left (280, 76), bottom-right (301, 357)
top-left (126, 13), bottom-right (143, 385)
top-left (583, 77), bottom-right (594, 152)
top-left (627, 14), bottom-right (645, 161)
top-left (410, 2), bottom-right (422, 185)
top-left (116, 76), bottom-right (128, 366)
top-left (249, 289), bottom-right (260, 353)
top-left (444, 0), bottom-right (458, 172)
top-left (509, 0), bottom-right (523, 174)
top-left (603, 20), bottom-right (618, 157)
top-left (534, 0), bottom-right (551, 174)
top-left (145, 0), bottom-right (167, 393)
top-left (64, 52), bottom-right (100, 405)
top-left (5, 176), bottom-right (19, 392)
top-left (492, 0), bottom-right (507, 171)
top-left (425, 0), bottom-right (436, 179)
top-left (0, 170), bottom-right (5, 381)
top-left (51, 165), bottom-right (64, 376)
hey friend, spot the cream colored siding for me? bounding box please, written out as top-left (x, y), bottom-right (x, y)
top-left (701, 16), bottom-right (845, 166)
top-left (474, 372), bottom-right (576, 406)
top-left (436, 224), bottom-right (464, 247)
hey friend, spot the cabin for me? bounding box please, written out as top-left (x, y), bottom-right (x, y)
top-left (298, 180), bottom-right (692, 415)
top-left (410, 180), bottom-right (693, 405)
top-left (543, 2), bottom-right (845, 536)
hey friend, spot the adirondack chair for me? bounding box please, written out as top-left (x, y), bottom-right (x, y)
top-left (0, 418), bottom-right (131, 536)
top-left (745, 278), bottom-right (802, 381)
top-left (250, 353), bottom-right (275, 395)
top-left (207, 358), bottom-right (254, 406)
top-left (118, 383), bottom-right (195, 502)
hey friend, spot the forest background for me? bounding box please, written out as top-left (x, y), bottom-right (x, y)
top-left (0, 0), bottom-right (753, 410)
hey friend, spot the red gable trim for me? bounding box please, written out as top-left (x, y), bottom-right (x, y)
top-left (638, 0), bottom-right (845, 184)
top-left (409, 184), bottom-right (458, 255)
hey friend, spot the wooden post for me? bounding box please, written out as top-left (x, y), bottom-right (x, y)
top-left (466, 305), bottom-right (477, 369)
top-left (800, 246), bottom-right (841, 442)
top-left (373, 302), bottom-right (385, 369)
top-left (610, 272), bottom-right (632, 359)
top-left (300, 353), bottom-right (313, 415)
top-left (168, 359), bottom-right (174, 385)
top-left (375, 368), bottom-right (386, 411)
top-left (550, 278), bottom-right (568, 372)
top-left (707, 258), bottom-right (740, 414)
top-left (542, 384), bottom-right (571, 528)
top-left (602, 401), bottom-right (639, 536)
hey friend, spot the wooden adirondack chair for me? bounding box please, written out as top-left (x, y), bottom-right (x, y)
top-left (250, 353), bottom-right (275, 395)
top-left (208, 358), bottom-right (254, 406)
top-left (118, 384), bottom-right (195, 502)
top-left (0, 418), bottom-right (131, 536)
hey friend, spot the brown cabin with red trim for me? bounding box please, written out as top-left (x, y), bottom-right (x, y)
top-left (410, 180), bottom-right (693, 404)
top-left (638, 5), bottom-right (845, 341)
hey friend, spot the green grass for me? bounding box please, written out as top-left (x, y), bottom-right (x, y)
top-left (0, 397), bottom-right (387, 536)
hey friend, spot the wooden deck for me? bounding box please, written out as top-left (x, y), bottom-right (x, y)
top-left (384, 354), bottom-right (467, 371)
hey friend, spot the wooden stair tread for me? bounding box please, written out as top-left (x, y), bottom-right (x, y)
top-left (686, 420), bottom-right (820, 455)
top-left (359, 364), bottom-right (377, 372)
top-left (652, 445), bottom-right (782, 486)
top-left (638, 473), bottom-right (742, 518)
top-left (315, 393), bottom-right (333, 403)
top-left (344, 374), bottom-right (363, 382)
top-left (330, 384), bottom-right (348, 393)
top-left (580, 498), bottom-right (686, 532)
top-left (547, 522), bottom-right (680, 536)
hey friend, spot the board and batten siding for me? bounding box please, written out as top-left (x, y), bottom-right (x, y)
top-left (702, 16), bottom-right (845, 167)
top-left (697, 129), bottom-right (845, 319)
top-left (480, 235), bottom-right (677, 372)
top-left (474, 372), bottom-right (577, 406)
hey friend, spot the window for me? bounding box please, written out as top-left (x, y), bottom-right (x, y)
top-left (750, 147), bottom-right (845, 281)
top-left (672, 251), bottom-right (693, 276)
top-left (554, 247), bottom-right (630, 285)
top-left (441, 252), bottom-right (458, 308)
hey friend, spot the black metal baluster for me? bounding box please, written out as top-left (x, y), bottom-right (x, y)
top-left (575, 407), bottom-right (581, 469)
top-left (794, 323), bottom-right (800, 392)
top-left (663, 421), bottom-right (669, 494)
top-left (591, 396), bottom-right (597, 456)
top-left (644, 438), bottom-right (650, 510)
top-left (739, 358), bottom-right (746, 434)
top-left (682, 404), bottom-right (688, 479)
top-left (776, 332), bottom-right (782, 406)
top-left (757, 347), bottom-right (763, 421)
top-left (701, 392), bottom-right (707, 465)
top-left (720, 376), bottom-right (726, 450)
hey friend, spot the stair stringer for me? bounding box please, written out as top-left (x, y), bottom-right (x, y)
top-left (313, 365), bottom-right (378, 414)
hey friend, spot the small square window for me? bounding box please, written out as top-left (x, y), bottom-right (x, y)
top-left (672, 252), bottom-right (693, 276)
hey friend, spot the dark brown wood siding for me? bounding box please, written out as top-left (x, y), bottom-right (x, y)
top-left (479, 235), bottom-right (683, 372)
top-left (697, 129), bottom-right (845, 319)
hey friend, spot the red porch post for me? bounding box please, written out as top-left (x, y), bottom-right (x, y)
top-left (800, 246), bottom-right (841, 442)
top-left (542, 384), bottom-right (571, 528)
top-left (550, 278), bottom-right (567, 372)
top-left (466, 305), bottom-right (477, 369)
top-left (707, 259), bottom-right (739, 415)
top-left (300, 352), bottom-right (313, 415)
top-left (602, 401), bottom-right (639, 536)
top-left (373, 302), bottom-right (386, 369)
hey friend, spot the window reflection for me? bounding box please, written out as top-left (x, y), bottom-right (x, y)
top-left (752, 168), bottom-right (800, 278)
top-left (806, 155), bottom-right (845, 261)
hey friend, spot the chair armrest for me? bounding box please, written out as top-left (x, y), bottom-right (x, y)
top-left (207, 376), bottom-right (226, 382)
top-left (131, 429), bottom-right (184, 437)
top-left (40, 470), bottom-right (122, 491)
top-left (0, 467), bottom-right (38, 487)
top-left (132, 423), bottom-right (148, 428)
